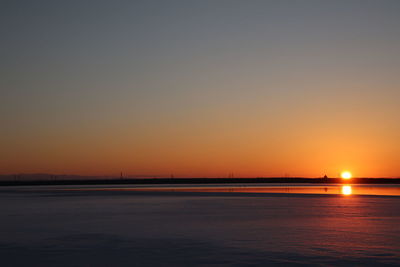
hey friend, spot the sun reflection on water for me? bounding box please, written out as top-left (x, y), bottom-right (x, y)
top-left (342, 185), bottom-right (352, 195)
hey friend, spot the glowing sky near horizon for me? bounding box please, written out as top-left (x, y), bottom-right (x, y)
top-left (1, 1), bottom-right (400, 177)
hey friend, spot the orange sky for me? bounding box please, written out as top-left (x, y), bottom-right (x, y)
top-left (1, 1), bottom-right (400, 178)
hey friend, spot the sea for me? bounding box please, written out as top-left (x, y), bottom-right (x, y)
top-left (1, 184), bottom-right (399, 266)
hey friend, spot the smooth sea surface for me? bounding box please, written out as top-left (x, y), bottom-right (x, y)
top-left (1, 184), bottom-right (400, 266)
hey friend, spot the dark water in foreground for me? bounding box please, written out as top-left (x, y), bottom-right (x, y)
top-left (1, 184), bottom-right (400, 266)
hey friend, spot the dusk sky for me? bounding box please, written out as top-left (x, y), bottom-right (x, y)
top-left (1, 0), bottom-right (399, 178)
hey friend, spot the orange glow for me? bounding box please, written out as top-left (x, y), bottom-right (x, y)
top-left (62, 185), bottom-right (400, 196)
top-left (1, 111), bottom-right (399, 178)
top-left (341, 185), bottom-right (352, 195)
top-left (341, 171), bottom-right (352, 180)
top-left (2, 2), bottom-right (400, 179)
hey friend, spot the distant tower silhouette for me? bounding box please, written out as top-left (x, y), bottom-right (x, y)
top-left (120, 172), bottom-right (123, 179)
top-left (323, 175), bottom-right (328, 181)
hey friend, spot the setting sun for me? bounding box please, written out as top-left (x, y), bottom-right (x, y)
top-left (341, 171), bottom-right (352, 179)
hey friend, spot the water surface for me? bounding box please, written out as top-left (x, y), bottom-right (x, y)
top-left (1, 184), bottom-right (399, 266)
top-left (56, 183), bottom-right (400, 196)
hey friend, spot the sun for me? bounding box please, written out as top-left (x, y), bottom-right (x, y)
top-left (341, 171), bottom-right (352, 180)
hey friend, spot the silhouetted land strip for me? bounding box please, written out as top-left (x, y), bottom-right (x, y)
top-left (1, 178), bottom-right (400, 186)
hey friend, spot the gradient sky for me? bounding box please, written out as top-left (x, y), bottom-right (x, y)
top-left (1, 0), bottom-right (399, 178)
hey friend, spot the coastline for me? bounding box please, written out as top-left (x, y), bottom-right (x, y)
top-left (1, 177), bottom-right (400, 186)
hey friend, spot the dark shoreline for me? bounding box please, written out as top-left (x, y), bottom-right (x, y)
top-left (1, 177), bottom-right (400, 186)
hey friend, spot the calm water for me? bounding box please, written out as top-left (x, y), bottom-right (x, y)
top-left (1, 184), bottom-right (400, 266)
